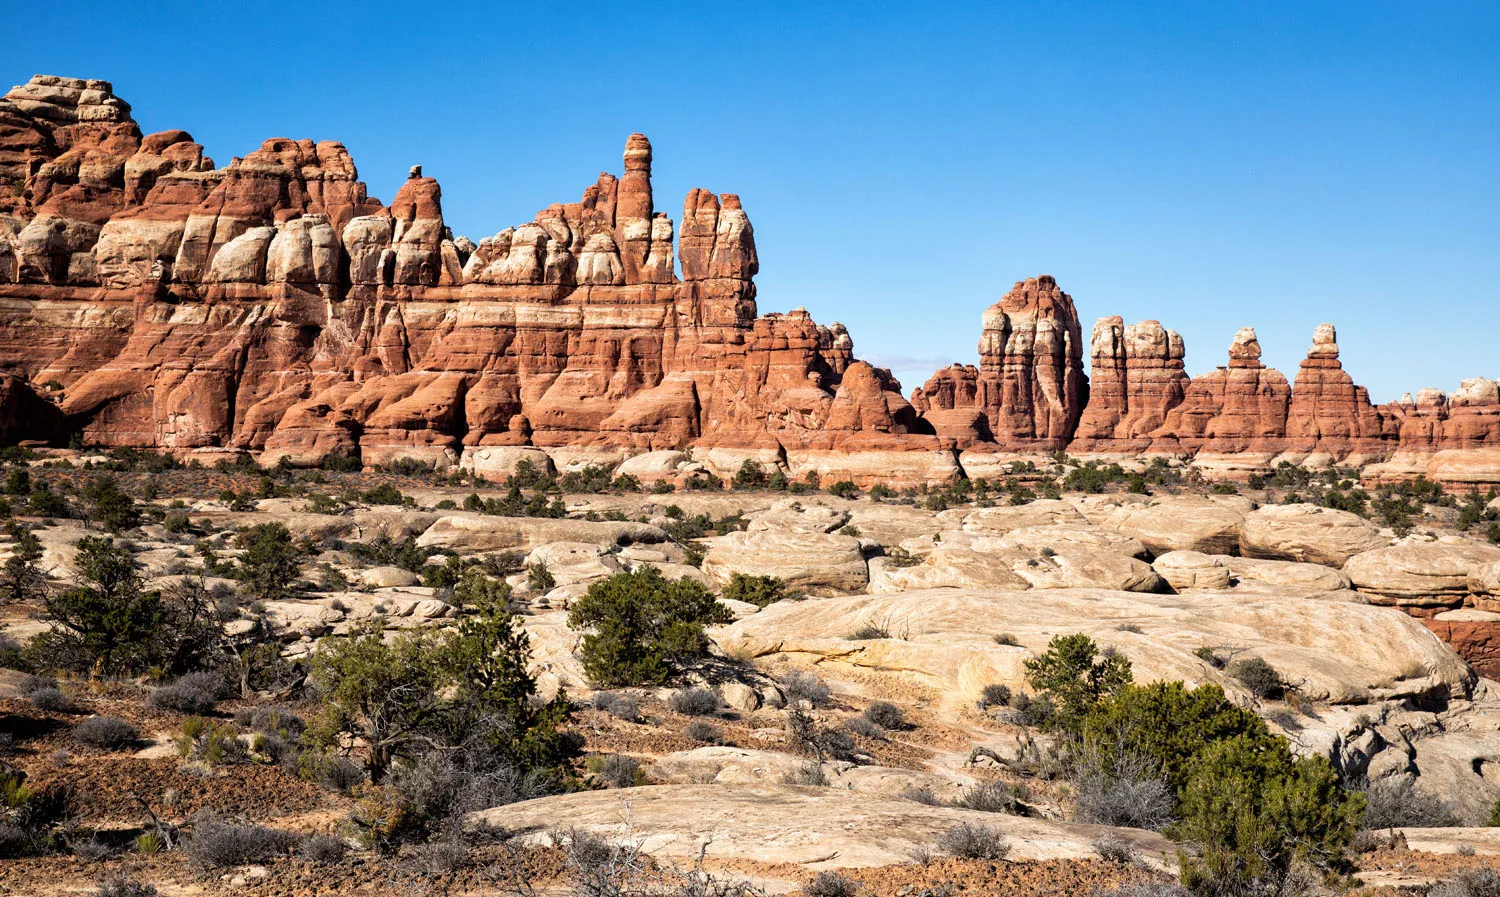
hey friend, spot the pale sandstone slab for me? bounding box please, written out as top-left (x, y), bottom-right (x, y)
top-left (475, 784), bottom-right (1174, 869)
top-left (1241, 503), bottom-right (1385, 567)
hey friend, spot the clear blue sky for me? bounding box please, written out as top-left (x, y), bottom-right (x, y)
top-left (12, 2), bottom-right (1497, 402)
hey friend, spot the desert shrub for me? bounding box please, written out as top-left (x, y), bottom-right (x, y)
top-left (669, 687), bottom-right (721, 717)
top-left (34, 537), bottom-right (164, 675)
top-left (848, 621), bottom-right (892, 640)
top-left (1071, 747), bottom-right (1174, 830)
top-left (2, 521), bottom-right (46, 603)
top-left (722, 573), bottom-right (790, 607)
top-left (71, 717), bottom-right (138, 750)
top-left (781, 761), bottom-right (829, 786)
top-left (993, 632), bottom-right (1020, 647)
top-left (365, 747), bottom-right (554, 848)
top-left (827, 481), bottom-right (859, 500)
top-left (592, 754), bottom-right (644, 788)
top-left (81, 476), bottom-right (139, 533)
top-left (317, 755), bottom-right (367, 793)
top-left (183, 817), bottom-right (297, 868)
top-left (27, 686), bottom-right (69, 712)
top-left (91, 873), bottom-right (158, 897)
top-left (1193, 646), bottom-right (1228, 670)
top-left (953, 779), bottom-right (1025, 815)
top-left (1081, 680), bottom-right (1364, 891)
top-left (863, 701), bottom-right (906, 730)
top-left (567, 567), bottom-right (733, 687)
top-left (1094, 884), bottom-right (1189, 897)
top-left (591, 692), bottom-right (642, 722)
top-left (937, 822), bottom-right (1010, 860)
top-left (1430, 867), bottom-right (1500, 897)
top-left (779, 670), bottom-right (832, 707)
top-left (979, 684), bottom-right (1012, 708)
top-left (843, 715), bottom-right (882, 739)
top-left (172, 717), bottom-right (244, 765)
top-left (786, 709), bottom-right (856, 762)
top-left (882, 546), bottom-right (920, 568)
top-left (1360, 777), bottom-right (1459, 829)
top-left (1176, 737), bottom-right (1363, 894)
top-left (686, 720), bottom-right (725, 744)
top-left (297, 833), bottom-right (347, 864)
top-left (803, 871), bottom-right (859, 897)
top-left (247, 706), bottom-right (305, 739)
top-left (1080, 681), bottom-right (1270, 794)
top-left (1093, 834), bottom-right (1137, 864)
top-left (307, 584), bottom-right (576, 782)
top-left (147, 671), bottom-right (222, 714)
top-left (234, 523), bottom-right (303, 602)
top-left (1228, 656), bottom-right (1285, 700)
top-left (1024, 633), bottom-right (1132, 732)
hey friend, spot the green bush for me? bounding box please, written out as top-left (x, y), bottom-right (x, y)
top-left (1024, 633), bottom-right (1132, 732)
top-left (1078, 681), bottom-right (1363, 894)
top-left (722, 572), bottom-right (790, 607)
top-left (827, 480), bottom-right (859, 499)
top-left (234, 523), bottom-right (303, 602)
top-left (567, 567), bottom-right (733, 686)
top-left (81, 476), bottom-right (138, 532)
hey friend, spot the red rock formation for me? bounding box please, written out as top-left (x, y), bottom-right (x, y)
top-left (913, 276), bottom-right (1083, 451)
top-left (0, 76), bottom-right (916, 473)
top-left (1070, 317), bottom-right (1188, 452)
top-left (1284, 324), bottom-right (1387, 459)
top-left (1148, 327), bottom-right (1290, 456)
top-left (4, 74), bottom-right (1500, 485)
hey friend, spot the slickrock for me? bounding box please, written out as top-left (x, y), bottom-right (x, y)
top-left (474, 784), bottom-right (1175, 869)
top-left (959, 499), bottom-right (1088, 535)
top-left (1344, 538), bottom-right (1500, 606)
top-left (1101, 496), bottom-right (1248, 555)
top-left (715, 587), bottom-right (1472, 707)
top-left (701, 530), bottom-right (868, 593)
top-left (1216, 555), bottom-right (1353, 592)
top-left (1240, 503), bottom-right (1387, 567)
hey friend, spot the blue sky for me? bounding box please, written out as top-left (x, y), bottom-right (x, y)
top-left (13, 2), bottom-right (1496, 401)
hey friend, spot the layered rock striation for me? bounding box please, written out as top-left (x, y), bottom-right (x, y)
top-left (0, 75), bottom-right (1497, 482)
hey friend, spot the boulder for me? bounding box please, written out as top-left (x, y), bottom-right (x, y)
top-left (702, 531), bottom-right (867, 593)
top-left (1103, 497), bottom-right (1247, 555)
top-left (1241, 503), bottom-right (1385, 567)
top-left (1153, 551), bottom-right (1232, 590)
top-left (1345, 539), bottom-right (1500, 605)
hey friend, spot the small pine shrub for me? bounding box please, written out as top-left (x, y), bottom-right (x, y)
top-left (1228, 656), bottom-right (1285, 700)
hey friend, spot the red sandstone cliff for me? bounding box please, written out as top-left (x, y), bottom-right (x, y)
top-left (1, 74), bottom-right (1498, 483)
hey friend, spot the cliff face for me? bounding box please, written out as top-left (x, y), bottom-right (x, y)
top-left (0, 75), bottom-right (1497, 483)
top-left (0, 75), bottom-right (949, 479)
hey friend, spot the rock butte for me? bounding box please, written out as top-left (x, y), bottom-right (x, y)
top-left (2, 74), bottom-right (1498, 485)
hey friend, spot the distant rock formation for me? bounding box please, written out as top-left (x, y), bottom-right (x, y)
top-left (0, 74), bottom-right (1497, 484)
